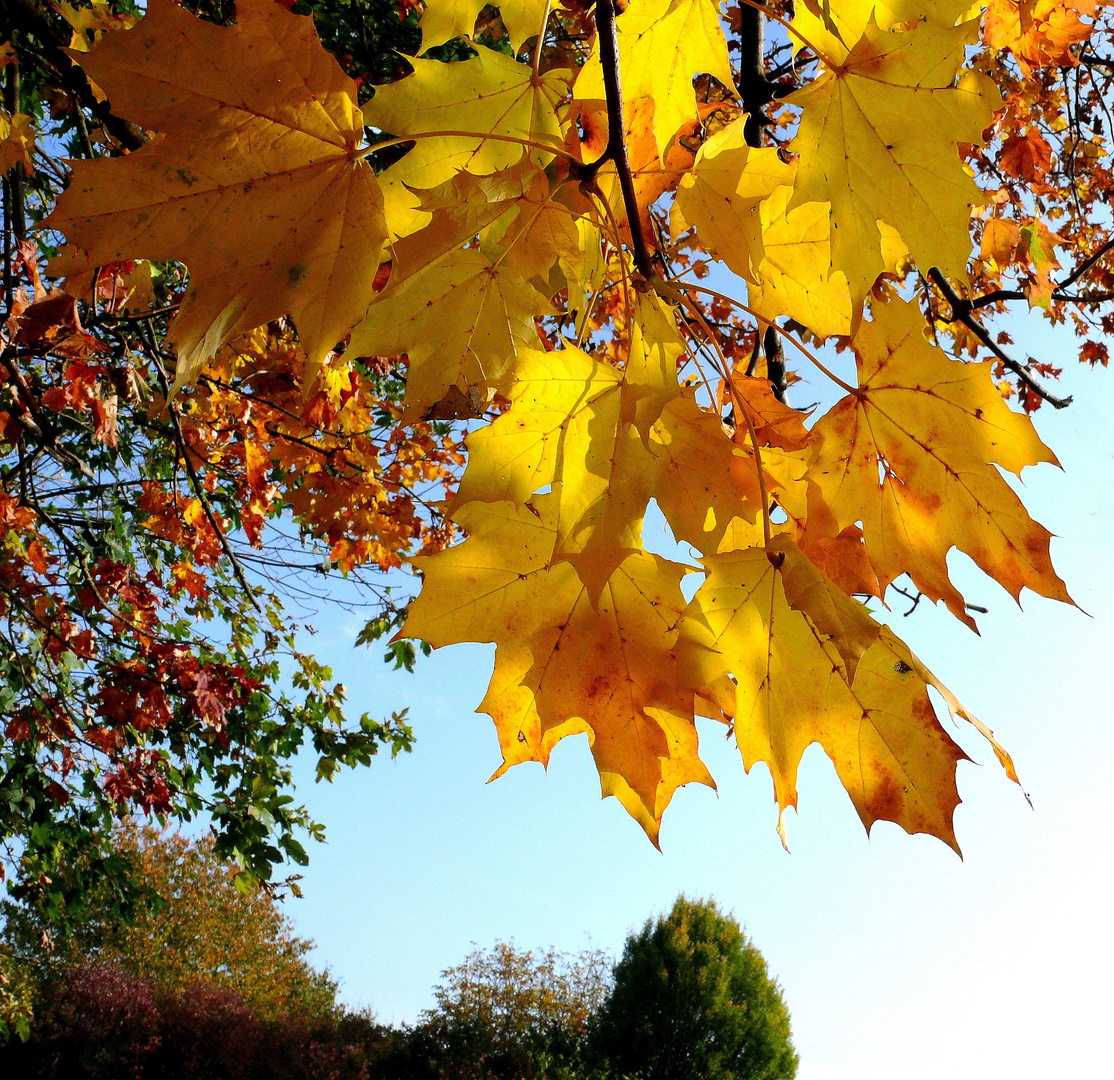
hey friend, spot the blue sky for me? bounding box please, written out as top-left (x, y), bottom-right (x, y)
top-left (280, 310), bottom-right (1113, 1080)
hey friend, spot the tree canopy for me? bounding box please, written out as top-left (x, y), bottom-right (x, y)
top-left (2, 0), bottom-right (1113, 910)
top-left (1, 823), bottom-right (339, 1023)
top-left (0, 0), bottom-right (438, 915)
top-left (594, 896), bottom-right (797, 1080)
top-left (417, 941), bottom-right (611, 1079)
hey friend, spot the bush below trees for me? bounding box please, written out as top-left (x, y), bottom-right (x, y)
top-left (0, 962), bottom-right (394, 1080)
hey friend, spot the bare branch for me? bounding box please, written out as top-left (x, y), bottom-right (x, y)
top-left (593, 0), bottom-right (655, 280)
top-left (927, 268), bottom-right (1074, 409)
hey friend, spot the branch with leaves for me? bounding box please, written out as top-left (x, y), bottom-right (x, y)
top-left (3, 0), bottom-right (1113, 888)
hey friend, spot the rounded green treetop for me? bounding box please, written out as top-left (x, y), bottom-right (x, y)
top-left (594, 896), bottom-right (798, 1080)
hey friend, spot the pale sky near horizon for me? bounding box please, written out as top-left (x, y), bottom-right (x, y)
top-left (278, 308), bottom-right (1113, 1080)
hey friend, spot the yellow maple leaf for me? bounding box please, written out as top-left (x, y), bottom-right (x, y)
top-left (648, 393), bottom-right (764, 554)
top-left (573, 0), bottom-right (737, 159)
top-left (419, 0), bottom-right (550, 53)
top-left (449, 293), bottom-right (688, 595)
top-left (43, 0), bottom-right (386, 393)
top-left (418, 0), bottom-right (487, 50)
top-left (673, 120), bottom-right (793, 283)
top-left (745, 178), bottom-right (910, 339)
top-left (55, 0), bottom-right (137, 52)
top-left (364, 45), bottom-right (567, 197)
top-left (347, 247), bottom-right (552, 416)
top-left (786, 9), bottom-right (998, 297)
top-left (746, 186), bottom-right (855, 339)
top-left (792, 0), bottom-right (976, 56)
top-left (382, 162), bottom-right (542, 282)
top-left (452, 345), bottom-right (624, 508)
top-left (806, 296), bottom-right (1071, 624)
top-left (678, 536), bottom-right (987, 850)
top-left (403, 495), bottom-right (712, 841)
top-left (448, 342), bottom-right (661, 596)
top-left (0, 110), bottom-right (34, 175)
top-left (484, 173), bottom-right (583, 286)
top-left (492, 0), bottom-right (555, 53)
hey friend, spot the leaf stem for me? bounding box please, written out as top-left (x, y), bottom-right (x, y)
top-left (672, 292), bottom-right (772, 548)
top-left (363, 130), bottom-right (576, 162)
top-left (532, 0), bottom-right (553, 81)
top-left (670, 282), bottom-right (859, 395)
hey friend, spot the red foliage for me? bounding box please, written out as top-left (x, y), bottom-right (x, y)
top-left (2, 963), bottom-right (395, 1079)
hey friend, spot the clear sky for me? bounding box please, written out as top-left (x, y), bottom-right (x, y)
top-left (279, 308), bottom-right (1113, 1080)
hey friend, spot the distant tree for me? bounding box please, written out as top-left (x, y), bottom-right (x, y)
top-left (593, 897), bottom-right (798, 1080)
top-left (1, 824), bottom-right (337, 1025)
top-left (416, 941), bottom-right (612, 1080)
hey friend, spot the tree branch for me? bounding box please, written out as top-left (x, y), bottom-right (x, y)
top-left (8, 0), bottom-right (147, 152)
top-left (593, 0), bottom-right (655, 279)
top-left (1054, 236), bottom-right (1114, 291)
top-left (970, 238), bottom-right (1114, 310)
top-left (737, 5), bottom-right (769, 148)
top-left (147, 353), bottom-right (263, 612)
top-left (927, 268), bottom-right (1073, 410)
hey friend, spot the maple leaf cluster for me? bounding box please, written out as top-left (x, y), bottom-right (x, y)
top-left (3, 0), bottom-right (1113, 875)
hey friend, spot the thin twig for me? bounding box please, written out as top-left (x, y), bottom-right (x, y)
top-left (148, 353), bottom-right (263, 612)
top-left (970, 237), bottom-right (1114, 310)
top-left (927, 268), bottom-right (1073, 410)
top-left (0, 348), bottom-right (96, 478)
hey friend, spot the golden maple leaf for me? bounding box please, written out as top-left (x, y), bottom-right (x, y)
top-left (448, 341), bottom-right (663, 596)
top-left (0, 110), bottom-right (34, 175)
top-left (418, 0), bottom-right (551, 53)
top-left (573, 0), bottom-right (737, 159)
top-left (347, 247), bottom-right (552, 416)
top-left (746, 187), bottom-right (856, 339)
top-left (806, 296), bottom-right (1072, 625)
top-left (44, 0), bottom-right (386, 393)
top-left (677, 537), bottom-right (982, 850)
top-left (786, 5), bottom-right (998, 297)
top-left (381, 162), bottom-right (543, 284)
top-left (447, 295), bottom-right (691, 596)
top-left (364, 44), bottom-right (568, 232)
top-left (648, 393), bottom-right (764, 555)
top-left (403, 495), bottom-right (713, 843)
top-left (673, 120), bottom-right (792, 284)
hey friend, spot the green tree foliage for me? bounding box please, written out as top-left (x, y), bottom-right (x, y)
top-left (415, 941), bottom-right (612, 1080)
top-left (0, 0), bottom-right (436, 922)
top-left (1, 824), bottom-right (338, 1024)
top-left (0, 953), bottom-right (33, 1042)
top-left (593, 897), bottom-right (798, 1080)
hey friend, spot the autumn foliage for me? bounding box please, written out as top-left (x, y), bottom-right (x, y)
top-left (3, 0), bottom-right (1114, 879)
